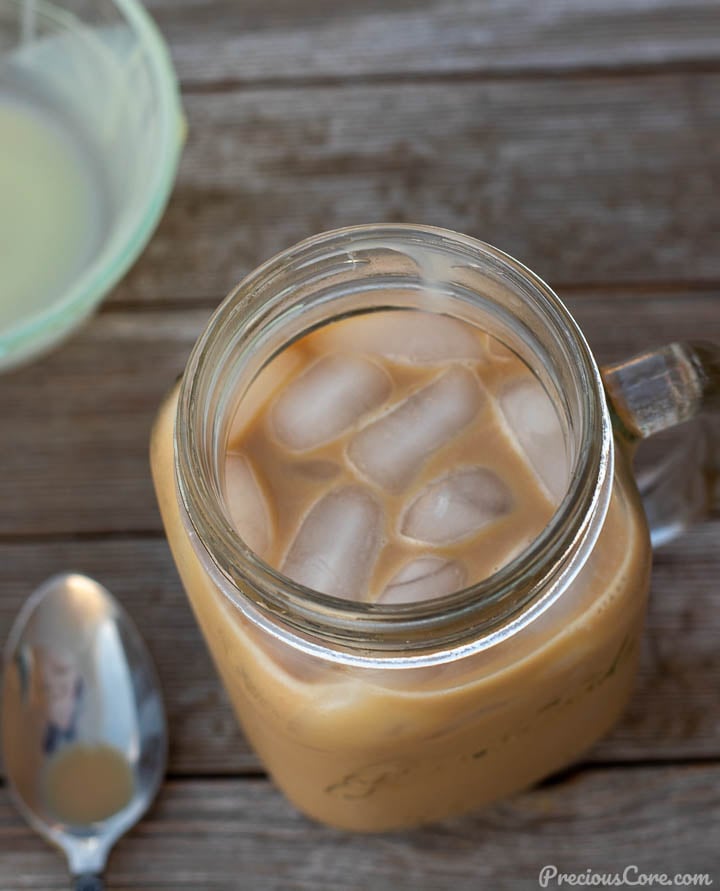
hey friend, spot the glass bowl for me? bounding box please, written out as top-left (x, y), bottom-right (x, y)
top-left (0, 0), bottom-right (183, 369)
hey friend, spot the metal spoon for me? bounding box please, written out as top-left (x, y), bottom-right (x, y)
top-left (2, 573), bottom-right (167, 890)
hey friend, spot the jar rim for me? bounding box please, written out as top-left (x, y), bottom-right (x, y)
top-left (175, 224), bottom-right (613, 665)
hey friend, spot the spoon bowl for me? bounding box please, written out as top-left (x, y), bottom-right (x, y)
top-left (2, 573), bottom-right (167, 887)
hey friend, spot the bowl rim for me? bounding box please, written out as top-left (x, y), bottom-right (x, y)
top-left (0, 0), bottom-right (183, 359)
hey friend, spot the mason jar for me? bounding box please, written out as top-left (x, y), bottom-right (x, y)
top-left (150, 225), bottom-right (719, 831)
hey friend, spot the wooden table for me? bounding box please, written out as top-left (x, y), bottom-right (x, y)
top-left (2, 2), bottom-right (720, 887)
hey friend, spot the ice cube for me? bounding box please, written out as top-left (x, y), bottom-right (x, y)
top-left (348, 366), bottom-right (484, 491)
top-left (270, 354), bottom-right (391, 451)
top-left (227, 342), bottom-right (307, 443)
top-left (498, 378), bottom-right (569, 502)
top-left (223, 454), bottom-right (273, 557)
top-left (378, 557), bottom-right (466, 605)
top-left (400, 467), bottom-right (513, 544)
top-left (310, 310), bottom-right (484, 365)
top-left (282, 485), bottom-right (383, 600)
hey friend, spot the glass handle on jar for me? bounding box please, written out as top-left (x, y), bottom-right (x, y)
top-left (602, 341), bottom-right (720, 548)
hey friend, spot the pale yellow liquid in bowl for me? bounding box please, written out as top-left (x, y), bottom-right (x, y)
top-left (0, 83), bottom-right (109, 334)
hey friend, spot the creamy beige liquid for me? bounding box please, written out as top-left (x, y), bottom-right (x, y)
top-left (151, 308), bottom-right (651, 830)
top-left (43, 744), bottom-right (134, 825)
top-left (0, 80), bottom-right (109, 333)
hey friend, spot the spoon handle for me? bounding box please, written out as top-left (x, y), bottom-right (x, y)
top-left (73, 875), bottom-right (103, 891)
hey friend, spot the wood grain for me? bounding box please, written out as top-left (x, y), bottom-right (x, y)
top-left (0, 520), bottom-right (718, 776)
top-left (1, 767), bottom-right (718, 889)
top-left (143, 0), bottom-right (720, 86)
top-left (0, 310), bottom-right (210, 537)
top-left (2, 1), bottom-right (719, 884)
top-left (113, 74), bottom-right (720, 307)
top-left (2, 294), bottom-right (718, 536)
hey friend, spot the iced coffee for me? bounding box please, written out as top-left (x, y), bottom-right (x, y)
top-left (225, 312), bottom-right (566, 602)
top-left (152, 308), bottom-right (650, 830)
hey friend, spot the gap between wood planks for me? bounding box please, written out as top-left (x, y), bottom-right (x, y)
top-left (2, 758), bottom-right (719, 792)
top-left (160, 756), bottom-right (720, 782)
top-left (103, 282), bottom-right (720, 314)
top-left (0, 529), bottom-right (169, 545)
top-left (179, 57), bottom-right (720, 94)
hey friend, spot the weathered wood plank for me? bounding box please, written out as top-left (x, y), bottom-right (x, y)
top-left (0, 519), bottom-right (718, 775)
top-left (1, 767), bottom-right (718, 889)
top-left (114, 75), bottom-right (720, 306)
top-left (0, 310), bottom-right (210, 537)
top-left (1, 294), bottom-right (718, 536)
top-left (143, 0), bottom-right (720, 85)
